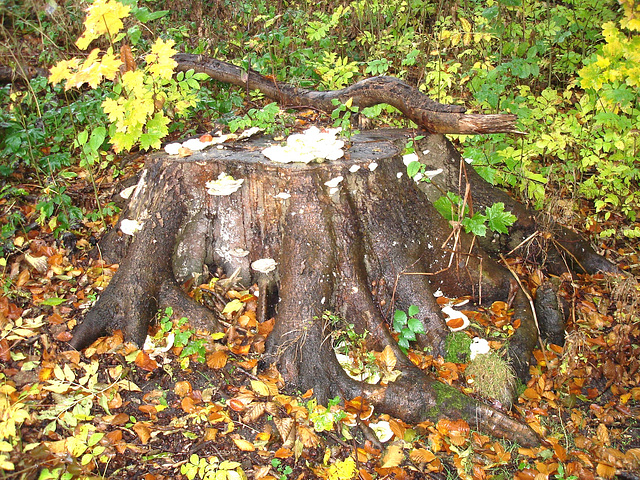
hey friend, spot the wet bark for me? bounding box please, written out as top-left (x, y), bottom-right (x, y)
top-left (69, 130), bottom-right (561, 447)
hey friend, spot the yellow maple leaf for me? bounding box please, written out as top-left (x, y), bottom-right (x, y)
top-left (76, 0), bottom-right (131, 50)
top-left (97, 48), bottom-right (123, 82)
top-left (49, 58), bottom-right (80, 85)
top-left (145, 38), bottom-right (178, 80)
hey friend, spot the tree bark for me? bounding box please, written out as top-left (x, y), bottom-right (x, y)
top-left (70, 130), bottom-right (552, 447)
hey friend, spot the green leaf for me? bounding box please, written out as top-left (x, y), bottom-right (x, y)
top-left (461, 213), bottom-right (488, 236)
top-left (133, 7), bottom-right (170, 23)
top-left (393, 310), bottom-right (407, 331)
top-left (407, 316), bottom-right (425, 334)
top-left (88, 127), bottom-right (106, 152)
top-left (485, 202), bottom-right (517, 234)
top-left (40, 297), bottom-right (67, 306)
top-left (407, 161), bottom-right (422, 178)
top-left (433, 192), bottom-right (464, 221)
top-left (407, 305), bottom-right (419, 317)
top-left (401, 327), bottom-right (416, 342)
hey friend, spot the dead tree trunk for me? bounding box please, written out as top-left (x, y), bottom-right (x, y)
top-left (70, 130), bottom-right (546, 447)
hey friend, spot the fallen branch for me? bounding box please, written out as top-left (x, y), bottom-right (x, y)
top-left (173, 53), bottom-right (521, 135)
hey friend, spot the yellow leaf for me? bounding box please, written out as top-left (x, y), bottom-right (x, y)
top-left (232, 437), bottom-right (256, 452)
top-left (76, 0), bottom-right (131, 50)
top-left (380, 443), bottom-right (404, 468)
top-left (379, 345), bottom-right (396, 371)
top-left (223, 299), bottom-right (244, 315)
top-left (49, 58), bottom-right (80, 85)
top-left (251, 380), bottom-right (271, 397)
top-left (145, 38), bottom-right (178, 80)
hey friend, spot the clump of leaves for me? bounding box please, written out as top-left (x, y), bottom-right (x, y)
top-left (433, 192), bottom-right (516, 237)
top-left (465, 351), bottom-right (517, 408)
top-left (49, 0), bottom-right (209, 153)
top-left (393, 305), bottom-right (425, 353)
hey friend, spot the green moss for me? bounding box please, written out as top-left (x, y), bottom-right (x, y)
top-left (444, 332), bottom-right (472, 363)
top-left (427, 379), bottom-right (471, 420)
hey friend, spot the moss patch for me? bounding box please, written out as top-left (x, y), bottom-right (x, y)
top-left (465, 352), bottom-right (517, 408)
top-left (444, 331), bottom-right (472, 363)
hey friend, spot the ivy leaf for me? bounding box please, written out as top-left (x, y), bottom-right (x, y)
top-left (485, 202), bottom-right (517, 234)
top-left (461, 212), bottom-right (488, 236)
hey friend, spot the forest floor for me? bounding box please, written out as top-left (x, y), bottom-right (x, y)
top-left (2, 116), bottom-right (640, 480)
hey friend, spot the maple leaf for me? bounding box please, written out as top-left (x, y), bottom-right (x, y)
top-left (96, 48), bottom-right (123, 82)
top-left (76, 0), bottom-right (131, 50)
top-left (145, 38), bottom-right (178, 80)
top-left (49, 58), bottom-right (80, 85)
top-left (485, 202), bottom-right (516, 234)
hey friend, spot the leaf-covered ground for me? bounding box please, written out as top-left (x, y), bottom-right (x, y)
top-left (2, 125), bottom-right (640, 480)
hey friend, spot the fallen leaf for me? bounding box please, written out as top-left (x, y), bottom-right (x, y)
top-left (174, 381), bottom-right (193, 397)
top-left (232, 436), bottom-right (256, 451)
top-left (380, 443), bottom-right (404, 468)
top-left (132, 422), bottom-right (151, 444)
top-left (409, 448), bottom-right (436, 464)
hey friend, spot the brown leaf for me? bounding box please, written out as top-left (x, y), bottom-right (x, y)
top-left (207, 350), bottom-right (228, 369)
top-left (409, 448), bottom-right (436, 464)
top-left (273, 417), bottom-right (295, 448)
top-left (174, 381), bottom-right (193, 397)
top-left (379, 345), bottom-right (396, 371)
top-left (138, 405), bottom-right (158, 419)
top-left (132, 422), bottom-right (151, 444)
top-left (120, 44), bottom-right (136, 73)
top-left (242, 402), bottom-right (266, 423)
top-left (596, 423), bottom-right (610, 446)
top-left (380, 443), bottom-right (404, 468)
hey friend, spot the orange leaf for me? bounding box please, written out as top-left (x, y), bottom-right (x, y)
top-left (380, 444), bottom-right (404, 468)
top-left (138, 405), bottom-right (158, 418)
top-left (409, 448), bottom-right (436, 464)
top-left (135, 351), bottom-right (158, 371)
top-left (274, 447), bottom-right (293, 459)
top-left (174, 381), bottom-right (193, 397)
top-left (132, 422), bottom-right (151, 444)
top-left (181, 396), bottom-right (198, 413)
top-left (472, 463), bottom-right (486, 480)
top-left (232, 437), bottom-right (256, 451)
top-left (446, 317), bottom-right (465, 330)
top-left (228, 398), bottom-right (246, 412)
top-left (596, 462), bottom-right (616, 479)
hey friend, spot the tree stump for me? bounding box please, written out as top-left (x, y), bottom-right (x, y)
top-left (71, 129), bottom-right (591, 448)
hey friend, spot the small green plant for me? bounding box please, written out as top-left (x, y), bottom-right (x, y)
top-left (392, 305), bottom-right (425, 353)
top-left (180, 453), bottom-right (246, 480)
top-left (330, 97), bottom-right (360, 137)
top-left (156, 307), bottom-right (207, 363)
top-left (554, 462), bottom-right (579, 480)
top-left (271, 458), bottom-right (293, 480)
top-left (433, 192), bottom-right (517, 237)
top-left (227, 102), bottom-right (290, 136)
